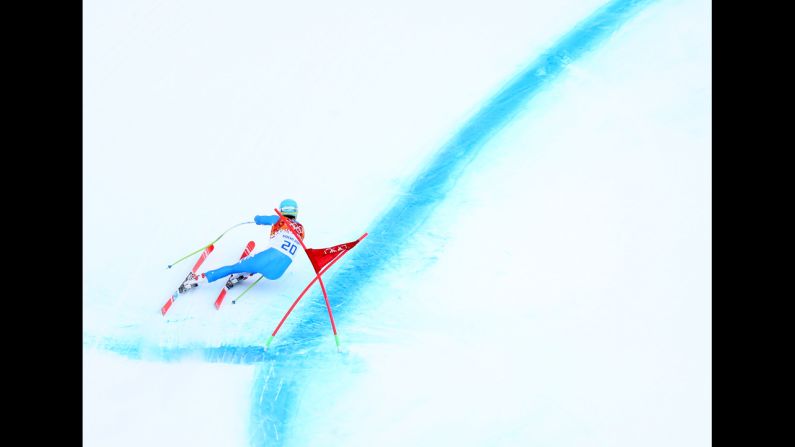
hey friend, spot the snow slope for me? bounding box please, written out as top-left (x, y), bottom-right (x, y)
top-left (84, 0), bottom-right (710, 445)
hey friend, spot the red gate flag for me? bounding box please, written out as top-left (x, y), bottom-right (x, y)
top-left (305, 239), bottom-right (362, 274)
top-left (269, 208), bottom-right (369, 351)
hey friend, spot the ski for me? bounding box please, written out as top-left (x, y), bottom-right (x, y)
top-left (214, 241), bottom-right (256, 310)
top-left (161, 244), bottom-right (215, 316)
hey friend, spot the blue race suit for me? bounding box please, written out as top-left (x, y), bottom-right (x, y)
top-left (204, 215), bottom-right (305, 282)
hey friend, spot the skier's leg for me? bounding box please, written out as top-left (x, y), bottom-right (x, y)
top-left (182, 254), bottom-right (265, 292)
top-left (205, 262), bottom-right (250, 283)
top-left (245, 248), bottom-right (293, 280)
top-left (204, 249), bottom-right (291, 286)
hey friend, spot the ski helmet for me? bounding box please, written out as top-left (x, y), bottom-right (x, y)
top-left (279, 198), bottom-right (298, 218)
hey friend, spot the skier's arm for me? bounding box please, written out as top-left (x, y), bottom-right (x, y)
top-left (254, 215), bottom-right (279, 226)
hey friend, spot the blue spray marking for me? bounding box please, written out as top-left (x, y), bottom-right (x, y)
top-left (248, 0), bottom-right (658, 445)
top-left (96, 341), bottom-right (273, 363)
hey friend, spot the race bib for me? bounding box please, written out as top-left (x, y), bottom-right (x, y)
top-left (271, 230), bottom-right (300, 259)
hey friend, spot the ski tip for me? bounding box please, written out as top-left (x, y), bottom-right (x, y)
top-left (167, 265), bottom-right (173, 269)
top-left (214, 289), bottom-right (226, 310)
top-left (161, 296), bottom-right (176, 316)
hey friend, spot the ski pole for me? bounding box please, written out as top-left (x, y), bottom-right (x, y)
top-left (168, 221), bottom-right (254, 269)
top-left (231, 276), bottom-right (263, 304)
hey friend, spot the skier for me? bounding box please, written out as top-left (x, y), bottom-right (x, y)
top-left (178, 199), bottom-right (305, 293)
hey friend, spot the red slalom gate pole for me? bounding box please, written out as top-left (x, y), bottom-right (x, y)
top-left (264, 250), bottom-right (346, 350)
top-left (268, 209), bottom-right (368, 350)
top-left (272, 208), bottom-right (341, 349)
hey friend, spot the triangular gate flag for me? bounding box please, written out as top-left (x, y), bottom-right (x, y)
top-left (305, 239), bottom-right (363, 274)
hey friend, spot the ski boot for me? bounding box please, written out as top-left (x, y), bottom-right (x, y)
top-left (225, 273), bottom-right (250, 289)
top-left (179, 272), bottom-right (207, 293)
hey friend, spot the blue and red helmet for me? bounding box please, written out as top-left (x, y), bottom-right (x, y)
top-left (279, 199), bottom-right (298, 218)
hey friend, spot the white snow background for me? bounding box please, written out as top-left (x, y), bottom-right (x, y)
top-left (83, 0), bottom-right (710, 446)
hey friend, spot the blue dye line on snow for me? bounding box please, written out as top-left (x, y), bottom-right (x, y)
top-left (248, 0), bottom-right (657, 445)
top-left (97, 342), bottom-right (273, 364)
